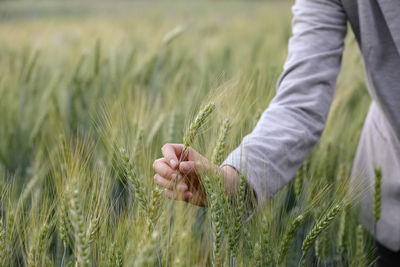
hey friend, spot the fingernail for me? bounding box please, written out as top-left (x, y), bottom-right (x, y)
top-left (170, 160), bottom-right (176, 167)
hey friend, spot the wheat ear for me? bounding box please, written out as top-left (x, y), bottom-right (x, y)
top-left (278, 215), bottom-right (304, 264)
top-left (60, 197), bottom-right (71, 267)
top-left (0, 220), bottom-right (5, 266)
top-left (203, 175), bottom-right (224, 267)
top-left (301, 204), bottom-right (341, 255)
top-left (120, 147), bottom-right (148, 213)
top-left (69, 187), bottom-right (90, 267)
top-left (315, 230), bottom-right (329, 262)
top-left (38, 223), bottom-right (49, 264)
top-left (87, 215), bottom-right (100, 245)
top-left (355, 224), bottom-right (365, 265)
top-left (183, 102), bottom-right (216, 147)
top-left (228, 175), bottom-right (246, 266)
top-left (253, 242), bottom-right (262, 267)
top-left (373, 168), bottom-right (382, 224)
top-left (211, 119), bottom-right (231, 166)
top-left (259, 216), bottom-right (274, 267)
top-left (115, 243), bottom-right (123, 267)
top-left (148, 187), bottom-right (162, 227)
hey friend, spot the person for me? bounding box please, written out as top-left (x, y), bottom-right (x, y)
top-left (152, 0), bottom-right (400, 265)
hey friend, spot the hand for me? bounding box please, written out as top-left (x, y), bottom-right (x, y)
top-left (152, 144), bottom-right (239, 206)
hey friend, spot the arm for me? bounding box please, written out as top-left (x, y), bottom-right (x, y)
top-left (222, 0), bottom-right (348, 205)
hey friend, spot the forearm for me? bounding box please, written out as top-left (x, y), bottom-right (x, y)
top-left (223, 0), bottom-right (347, 205)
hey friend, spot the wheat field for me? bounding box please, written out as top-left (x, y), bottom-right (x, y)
top-left (0, 1), bottom-right (376, 266)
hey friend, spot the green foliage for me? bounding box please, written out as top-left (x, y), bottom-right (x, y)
top-left (0, 1), bottom-right (375, 266)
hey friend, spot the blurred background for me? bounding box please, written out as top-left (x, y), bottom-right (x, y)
top-left (0, 1), bottom-right (373, 266)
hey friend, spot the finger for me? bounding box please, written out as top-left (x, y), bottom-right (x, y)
top-left (165, 189), bottom-right (192, 201)
top-left (161, 144), bottom-right (185, 169)
top-left (153, 158), bottom-right (183, 181)
top-left (154, 174), bottom-right (188, 191)
top-left (179, 160), bottom-right (205, 175)
top-left (153, 158), bottom-right (178, 179)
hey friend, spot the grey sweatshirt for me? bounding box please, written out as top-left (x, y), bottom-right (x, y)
top-left (223, 0), bottom-right (400, 251)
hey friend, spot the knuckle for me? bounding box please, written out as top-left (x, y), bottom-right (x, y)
top-left (154, 174), bottom-right (161, 184)
top-left (161, 144), bottom-right (168, 152)
top-left (162, 143), bottom-right (171, 151)
top-left (186, 146), bottom-right (193, 155)
top-left (152, 158), bottom-right (162, 169)
top-left (189, 162), bottom-right (196, 170)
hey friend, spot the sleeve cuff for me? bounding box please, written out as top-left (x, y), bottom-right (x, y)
top-left (221, 145), bottom-right (284, 206)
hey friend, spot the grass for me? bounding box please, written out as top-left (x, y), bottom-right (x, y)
top-left (0, 1), bottom-right (375, 266)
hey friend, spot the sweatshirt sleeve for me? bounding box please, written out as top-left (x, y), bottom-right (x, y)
top-left (222, 0), bottom-right (348, 205)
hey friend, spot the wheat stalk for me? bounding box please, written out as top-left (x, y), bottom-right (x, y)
top-left (28, 244), bottom-right (36, 267)
top-left (295, 164), bottom-right (305, 199)
top-left (166, 102), bottom-right (215, 266)
top-left (133, 128), bottom-right (144, 159)
top-left (167, 111), bottom-right (177, 143)
top-left (135, 231), bottom-right (159, 266)
top-left (108, 242), bottom-right (116, 267)
top-left (337, 205), bottom-right (348, 253)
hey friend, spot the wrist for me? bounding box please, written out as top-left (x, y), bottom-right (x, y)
top-left (220, 165), bottom-right (240, 196)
